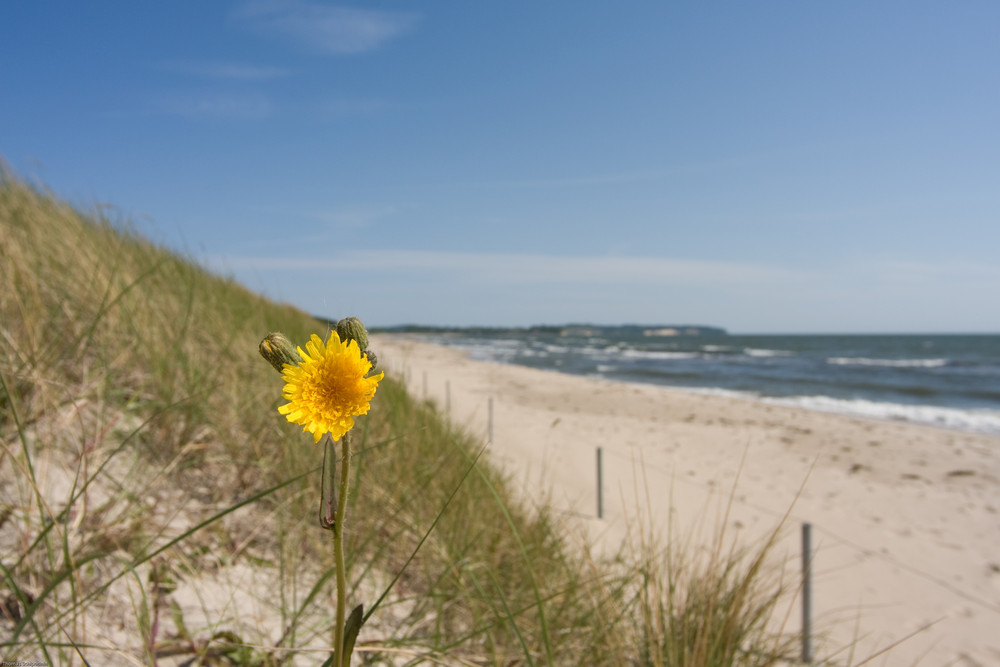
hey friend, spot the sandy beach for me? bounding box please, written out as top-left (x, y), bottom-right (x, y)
top-left (374, 334), bottom-right (1000, 666)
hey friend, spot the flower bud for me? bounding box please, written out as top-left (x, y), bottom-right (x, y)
top-left (364, 349), bottom-right (379, 375)
top-left (259, 332), bottom-right (301, 373)
top-left (336, 317), bottom-right (369, 352)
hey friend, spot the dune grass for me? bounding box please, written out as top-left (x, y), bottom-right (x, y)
top-left (0, 166), bottom-right (801, 665)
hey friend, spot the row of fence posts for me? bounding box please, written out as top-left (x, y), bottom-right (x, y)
top-left (412, 367), bottom-right (814, 664)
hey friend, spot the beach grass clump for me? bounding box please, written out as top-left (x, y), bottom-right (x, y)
top-left (1, 165), bottom-right (801, 665)
top-left (620, 502), bottom-right (796, 666)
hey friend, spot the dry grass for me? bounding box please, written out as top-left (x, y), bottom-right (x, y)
top-left (1, 166), bottom-right (803, 665)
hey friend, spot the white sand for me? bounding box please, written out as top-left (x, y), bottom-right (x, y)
top-left (374, 334), bottom-right (1000, 666)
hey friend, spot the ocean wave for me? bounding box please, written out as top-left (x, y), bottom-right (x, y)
top-left (763, 395), bottom-right (1000, 435)
top-left (661, 386), bottom-right (1000, 434)
top-left (744, 348), bottom-right (794, 357)
top-left (456, 341), bottom-right (520, 362)
top-left (620, 349), bottom-right (702, 360)
top-left (827, 357), bottom-right (948, 368)
top-left (684, 387), bottom-right (762, 400)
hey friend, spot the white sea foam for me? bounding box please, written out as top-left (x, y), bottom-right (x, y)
top-left (827, 357), bottom-right (948, 368)
top-left (762, 395), bottom-right (1000, 435)
top-left (621, 349), bottom-right (701, 360)
top-left (459, 340), bottom-right (520, 362)
top-left (668, 387), bottom-right (1000, 434)
top-left (744, 348), bottom-right (794, 357)
top-left (684, 386), bottom-right (762, 400)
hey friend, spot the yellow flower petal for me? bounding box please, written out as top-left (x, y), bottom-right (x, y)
top-left (277, 331), bottom-right (384, 442)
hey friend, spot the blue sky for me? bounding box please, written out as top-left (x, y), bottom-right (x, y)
top-left (3, 2), bottom-right (999, 333)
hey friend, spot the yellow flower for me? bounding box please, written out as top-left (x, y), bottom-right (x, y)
top-left (277, 332), bottom-right (384, 443)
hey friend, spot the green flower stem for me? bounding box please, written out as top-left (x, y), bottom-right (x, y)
top-left (332, 431), bottom-right (353, 667)
top-left (320, 436), bottom-right (337, 529)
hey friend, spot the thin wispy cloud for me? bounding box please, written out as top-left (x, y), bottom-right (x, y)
top-left (450, 153), bottom-right (778, 192)
top-left (153, 92), bottom-right (273, 120)
top-left (845, 256), bottom-right (1000, 292)
top-left (206, 250), bottom-right (1000, 330)
top-left (321, 97), bottom-right (391, 117)
top-left (211, 250), bottom-right (1000, 299)
top-left (233, 0), bottom-right (418, 54)
top-left (307, 204), bottom-right (400, 229)
top-left (159, 59), bottom-right (290, 80)
top-left (475, 169), bottom-right (669, 190)
top-left (214, 249), bottom-right (800, 285)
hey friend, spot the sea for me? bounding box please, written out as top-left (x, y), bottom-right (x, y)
top-left (410, 330), bottom-right (1000, 435)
